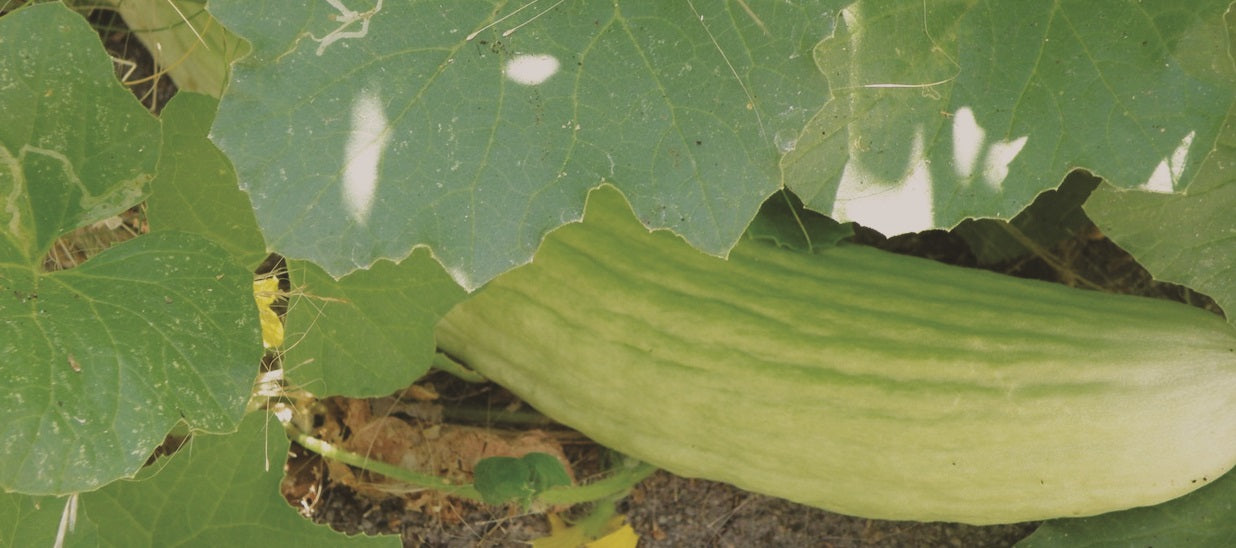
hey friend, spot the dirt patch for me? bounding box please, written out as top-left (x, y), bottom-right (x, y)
top-left (622, 472), bottom-right (1037, 548)
top-left (284, 372), bottom-right (1042, 547)
top-left (295, 427), bottom-right (1038, 547)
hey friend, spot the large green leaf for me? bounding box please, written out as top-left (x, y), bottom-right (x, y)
top-left (1018, 470), bottom-right (1236, 547)
top-left (282, 253), bottom-right (465, 396)
top-left (0, 232), bottom-right (262, 495)
top-left (0, 4), bottom-right (261, 495)
top-left (0, 412), bottom-right (397, 546)
top-left (148, 92), bottom-right (268, 269)
top-left (1085, 51), bottom-right (1236, 327)
top-left (209, 0), bottom-right (837, 288)
top-left (782, 0), bottom-right (1234, 236)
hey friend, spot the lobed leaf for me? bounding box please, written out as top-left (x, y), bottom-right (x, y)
top-left (147, 92), bottom-right (268, 269)
top-left (783, 0), bottom-right (1234, 236)
top-left (209, 0), bottom-right (836, 288)
top-left (0, 4), bottom-right (261, 495)
top-left (280, 253), bottom-right (464, 397)
top-left (1085, 66), bottom-right (1236, 327)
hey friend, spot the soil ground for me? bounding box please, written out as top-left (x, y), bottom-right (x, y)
top-left (310, 463), bottom-right (1039, 547)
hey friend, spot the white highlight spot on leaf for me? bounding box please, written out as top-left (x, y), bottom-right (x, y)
top-left (833, 127), bottom-right (933, 234)
top-left (505, 54), bottom-right (560, 85)
top-left (950, 106), bottom-right (1029, 190)
top-left (445, 265), bottom-right (475, 292)
top-left (982, 135), bottom-right (1028, 185)
top-left (952, 107), bottom-right (984, 179)
top-left (342, 90), bottom-right (391, 224)
top-left (1142, 130), bottom-right (1195, 193)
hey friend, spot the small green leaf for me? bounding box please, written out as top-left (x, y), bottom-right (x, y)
top-left (1018, 469), bottom-right (1236, 547)
top-left (148, 92), bottom-right (268, 269)
top-left (473, 456), bottom-right (534, 506)
top-left (473, 453), bottom-right (571, 506)
top-left (523, 452), bottom-right (572, 494)
top-left (281, 250), bottom-right (465, 397)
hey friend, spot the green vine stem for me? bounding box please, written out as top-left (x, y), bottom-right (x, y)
top-left (286, 423), bottom-right (658, 507)
top-left (537, 460), bottom-right (658, 505)
top-left (287, 426), bottom-right (485, 502)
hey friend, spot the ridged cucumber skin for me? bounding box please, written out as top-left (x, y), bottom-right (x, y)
top-left (435, 188), bottom-right (1236, 525)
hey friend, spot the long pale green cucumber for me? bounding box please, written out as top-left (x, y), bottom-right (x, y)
top-left (434, 186), bottom-right (1236, 525)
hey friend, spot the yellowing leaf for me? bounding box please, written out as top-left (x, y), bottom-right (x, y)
top-left (253, 277), bottom-right (283, 348)
top-left (586, 523), bottom-right (638, 548)
top-left (532, 514), bottom-right (587, 548)
top-left (533, 513), bottom-right (638, 548)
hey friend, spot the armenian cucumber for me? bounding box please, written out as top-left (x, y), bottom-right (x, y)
top-left (434, 187), bottom-right (1236, 525)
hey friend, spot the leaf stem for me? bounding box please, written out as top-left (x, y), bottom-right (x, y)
top-left (286, 424), bottom-right (658, 507)
top-left (286, 426), bottom-right (485, 502)
top-left (537, 460), bottom-right (658, 505)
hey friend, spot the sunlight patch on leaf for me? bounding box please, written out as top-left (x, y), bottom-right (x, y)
top-left (343, 89), bottom-right (391, 225)
top-left (1141, 130), bottom-right (1196, 193)
top-left (951, 106), bottom-right (1029, 190)
top-left (505, 53), bottom-right (560, 85)
top-left (834, 127), bottom-right (933, 234)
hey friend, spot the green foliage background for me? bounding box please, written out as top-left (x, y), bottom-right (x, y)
top-left (1, 0), bottom-right (1234, 545)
